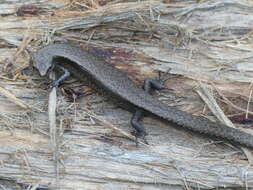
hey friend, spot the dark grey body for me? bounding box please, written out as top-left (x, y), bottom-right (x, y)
top-left (33, 43), bottom-right (253, 148)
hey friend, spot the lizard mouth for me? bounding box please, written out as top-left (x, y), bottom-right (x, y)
top-left (38, 68), bottom-right (47, 76)
top-left (36, 64), bottom-right (51, 76)
top-left (35, 62), bottom-right (54, 76)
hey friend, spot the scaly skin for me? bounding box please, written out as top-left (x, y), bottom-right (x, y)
top-left (33, 43), bottom-right (253, 148)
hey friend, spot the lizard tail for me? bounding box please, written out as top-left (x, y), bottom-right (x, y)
top-left (143, 100), bottom-right (253, 149)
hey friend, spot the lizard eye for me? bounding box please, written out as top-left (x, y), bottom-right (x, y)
top-left (47, 64), bottom-right (55, 74)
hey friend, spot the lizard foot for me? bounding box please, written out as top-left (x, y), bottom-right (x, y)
top-left (131, 130), bottom-right (148, 147)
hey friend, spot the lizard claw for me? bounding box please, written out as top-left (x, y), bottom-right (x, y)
top-left (49, 80), bottom-right (60, 88)
top-left (134, 136), bottom-right (149, 147)
top-left (131, 130), bottom-right (149, 147)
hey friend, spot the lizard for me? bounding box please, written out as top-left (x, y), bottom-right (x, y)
top-left (32, 43), bottom-right (253, 148)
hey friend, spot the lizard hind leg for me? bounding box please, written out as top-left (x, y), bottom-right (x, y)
top-left (131, 79), bottom-right (165, 146)
top-left (131, 109), bottom-right (147, 145)
top-left (143, 79), bottom-right (165, 93)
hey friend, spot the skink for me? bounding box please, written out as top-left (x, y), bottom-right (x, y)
top-left (32, 43), bottom-right (253, 148)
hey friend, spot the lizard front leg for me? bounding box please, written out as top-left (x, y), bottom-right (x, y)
top-left (50, 65), bottom-right (70, 88)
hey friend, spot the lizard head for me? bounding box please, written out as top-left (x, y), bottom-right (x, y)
top-left (32, 50), bottom-right (53, 76)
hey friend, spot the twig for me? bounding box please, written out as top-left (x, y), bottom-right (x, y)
top-left (196, 82), bottom-right (253, 164)
top-left (0, 86), bottom-right (31, 109)
top-left (48, 72), bottom-right (59, 189)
